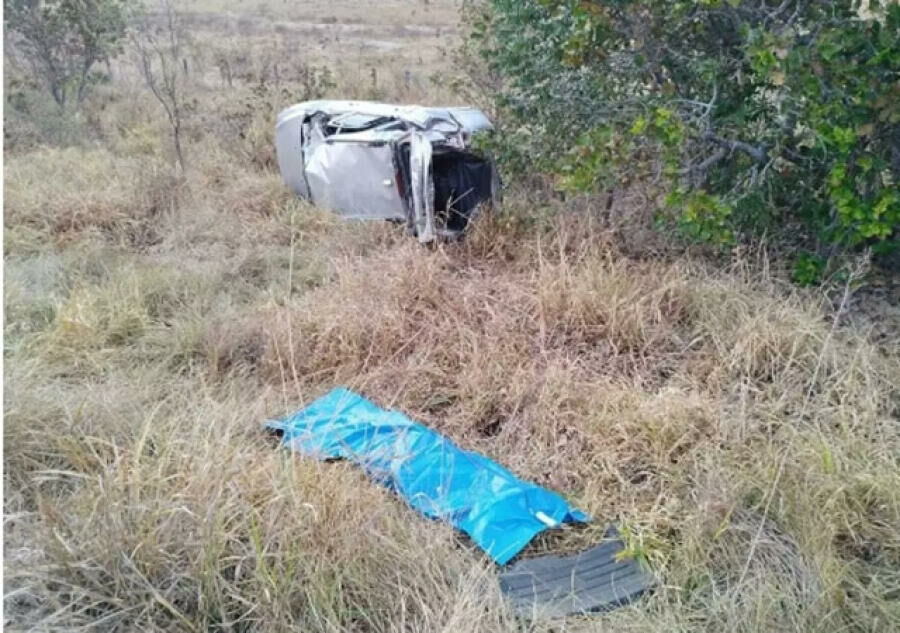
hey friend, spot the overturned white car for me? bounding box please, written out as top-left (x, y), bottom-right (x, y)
top-left (275, 100), bottom-right (500, 242)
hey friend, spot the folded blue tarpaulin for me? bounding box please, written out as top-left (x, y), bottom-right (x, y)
top-left (265, 387), bottom-right (589, 565)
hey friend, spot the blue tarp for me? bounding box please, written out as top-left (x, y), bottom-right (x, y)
top-left (265, 387), bottom-right (589, 565)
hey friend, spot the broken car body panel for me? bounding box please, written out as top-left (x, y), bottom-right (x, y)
top-left (275, 100), bottom-right (498, 242)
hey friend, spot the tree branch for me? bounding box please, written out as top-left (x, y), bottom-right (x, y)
top-left (702, 131), bottom-right (768, 164)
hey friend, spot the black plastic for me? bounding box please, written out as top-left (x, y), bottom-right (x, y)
top-left (499, 528), bottom-right (655, 618)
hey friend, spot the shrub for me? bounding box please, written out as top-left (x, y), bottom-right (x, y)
top-left (3, 0), bottom-right (126, 109)
top-left (464, 0), bottom-right (900, 265)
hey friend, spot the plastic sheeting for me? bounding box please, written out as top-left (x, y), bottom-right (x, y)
top-left (265, 388), bottom-right (589, 565)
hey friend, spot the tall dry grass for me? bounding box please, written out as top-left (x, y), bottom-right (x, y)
top-left (6, 179), bottom-right (899, 630)
top-left (4, 1), bottom-right (900, 630)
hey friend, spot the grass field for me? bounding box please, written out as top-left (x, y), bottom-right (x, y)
top-left (4, 1), bottom-right (900, 631)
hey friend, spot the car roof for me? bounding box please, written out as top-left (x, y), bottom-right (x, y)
top-left (276, 100), bottom-right (493, 134)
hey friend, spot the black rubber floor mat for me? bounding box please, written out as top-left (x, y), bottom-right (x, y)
top-left (499, 530), bottom-right (655, 618)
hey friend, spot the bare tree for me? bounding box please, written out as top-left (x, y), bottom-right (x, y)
top-left (130, 0), bottom-right (188, 172)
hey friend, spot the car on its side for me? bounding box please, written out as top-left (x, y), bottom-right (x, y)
top-left (275, 100), bottom-right (500, 242)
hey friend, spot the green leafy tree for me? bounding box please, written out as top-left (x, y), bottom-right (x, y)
top-left (466, 0), bottom-right (900, 270)
top-left (4, 0), bottom-right (127, 108)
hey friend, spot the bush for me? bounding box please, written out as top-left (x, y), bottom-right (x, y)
top-left (465, 0), bottom-right (900, 267)
top-left (4, 73), bottom-right (93, 149)
top-left (3, 0), bottom-right (126, 109)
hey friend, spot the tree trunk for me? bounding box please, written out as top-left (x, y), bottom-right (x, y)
top-left (173, 121), bottom-right (186, 173)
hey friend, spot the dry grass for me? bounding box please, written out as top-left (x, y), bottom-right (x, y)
top-left (6, 199), bottom-right (898, 631)
top-left (3, 148), bottom-right (181, 250)
top-left (4, 0), bottom-right (900, 631)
